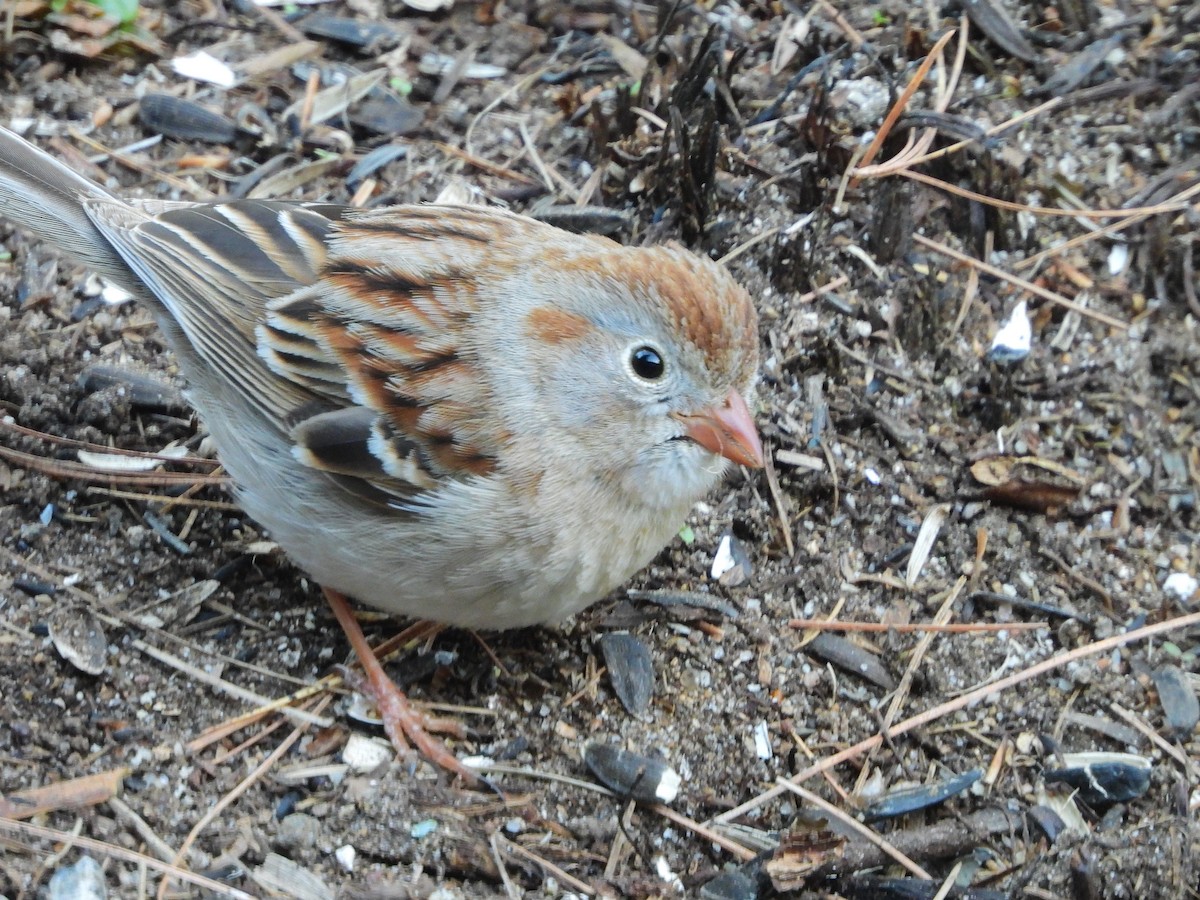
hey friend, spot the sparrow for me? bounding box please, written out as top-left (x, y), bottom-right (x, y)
top-left (0, 126), bottom-right (762, 782)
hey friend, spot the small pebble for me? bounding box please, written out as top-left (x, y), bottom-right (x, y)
top-left (701, 869), bottom-right (758, 900)
top-left (1153, 665), bottom-right (1199, 737)
top-left (1163, 572), bottom-right (1198, 601)
top-left (275, 813), bottom-right (321, 853)
top-left (341, 733), bottom-right (392, 773)
top-left (48, 856), bottom-right (106, 900)
top-left (410, 819), bottom-right (438, 839)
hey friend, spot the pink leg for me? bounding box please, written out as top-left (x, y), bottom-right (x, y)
top-left (324, 587), bottom-right (480, 787)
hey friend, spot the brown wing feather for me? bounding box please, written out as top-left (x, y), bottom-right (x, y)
top-left (266, 231), bottom-right (503, 479)
top-left (88, 198), bottom-right (511, 497)
top-left (85, 200), bottom-right (338, 424)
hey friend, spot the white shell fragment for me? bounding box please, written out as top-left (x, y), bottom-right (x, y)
top-left (99, 280), bottom-right (133, 305)
top-left (710, 531), bottom-right (752, 586)
top-left (655, 855), bottom-right (685, 893)
top-left (583, 743), bottom-right (681, 804)
top-left (711, 533), bottom-right (737, 580)
top-left (49, 605), bottom-right (108, 675)
top-left (418, 52), bottom-right (506, 80)
top-left (1163, 571), bottom-right (1198, 601)
top-left (172, 51), bottom-right (239, 88)
top-left (753, 720), bottom-right (773, 760)
top-left (1107, 242), bottom-right (1130, 275)
top-left (334, 845), bottom-right (356, 873)
top-left (906, 503), bottom-right (949, 587)
top-left (48, 856), bottom-right (106, 900)
top-left (77, 444), bottom-right (189, 473)
top-left (341, 733), bottom-right (393, 774)
top-left (988, 300), bottom-right (1032, 364)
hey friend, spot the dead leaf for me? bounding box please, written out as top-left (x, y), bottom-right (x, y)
top-left (597, 33), bottom-right (648, 80)
top-left (0, 768), bottom-right (128, 819)
top-left (981, 479), bottom-right (1081, 514)
top-left (765, 829), bottom-right (846, 891)
top-left (771, 13), bottom-right (810, 75)
top-left (971, 455), bottom-right (1085, 486)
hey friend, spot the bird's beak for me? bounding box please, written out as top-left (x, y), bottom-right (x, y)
top-left (673, 388), bottom-right (764, 468)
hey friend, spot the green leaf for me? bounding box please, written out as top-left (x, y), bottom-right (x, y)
top-left (87, 0), bottom-right (139, 25)
top-left (677, 524), bottom-right (695, 546)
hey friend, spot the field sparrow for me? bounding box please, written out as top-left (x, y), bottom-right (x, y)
top-left (0, 126), bottom-right (762, 782)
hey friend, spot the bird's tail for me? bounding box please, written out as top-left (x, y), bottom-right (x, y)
top-left (0, 126), bottom-right (132, 282)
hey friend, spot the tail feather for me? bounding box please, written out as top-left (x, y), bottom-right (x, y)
top-left (0, 126), bottom-right (134, 284)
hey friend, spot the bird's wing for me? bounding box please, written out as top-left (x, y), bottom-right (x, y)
top-left (86, 199), bottom-right (506, 504)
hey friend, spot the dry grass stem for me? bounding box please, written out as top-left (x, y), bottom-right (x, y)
top-left (67, 128), bottom-right (213, 199)
top-left (883, 577), bottom-right (965, 732)
top-left (133, 639), bottom-right (333, 727)
top-left (88, 486), bottom-right (239, 510)
top-left (159, 697), bottom-right (331, 900)
top-left (913, 234), bottom-right (1129, 330)
top-left (788, 619), bottom-right (1046, 633)
top-left (649, 802), bottom-right (758, 862)
top-left (0, 819), bottom-right (255, 898)
top-left (495, 834), bottom-right (596, 895)
top-left (711, 610), bottom-right (1200, 826)
top-left (1014, 178), bottom-right (1200, 273)
top-left (852, 26), bottom-right (961, 177)
top-left (774, 778), bottom-right (933, 879)
top-left (1109, 702), bottom-right (1192, 772)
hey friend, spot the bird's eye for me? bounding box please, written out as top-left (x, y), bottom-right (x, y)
top-left (630, 345), bottom-right (666, 380)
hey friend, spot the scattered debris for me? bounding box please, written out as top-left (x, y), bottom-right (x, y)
top-left (583, 743), bottom-right (681, 804)
top-left (1152, 665), bottom-right (1199, 738)
top-left (803, 633), bottom-right (897, 691)
top-left (48, 602), bottom-right (107, 675)
top-left (599, 631), bottom-right (655, 718)
top-left (988, 300), bottom-right (1032, 364)
top-left (1043, 752), bottom-right (1153, 806)
top-left (711, 531), bottom-right (753, 586)
top-left (862, 768), bottom-right (984, 821)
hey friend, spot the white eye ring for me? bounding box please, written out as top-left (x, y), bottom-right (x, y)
top-left (627, 344), bottom-right (666, 382)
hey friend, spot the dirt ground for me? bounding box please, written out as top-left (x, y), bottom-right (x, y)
top-left (1, 1), bottom-right (1198, 898)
